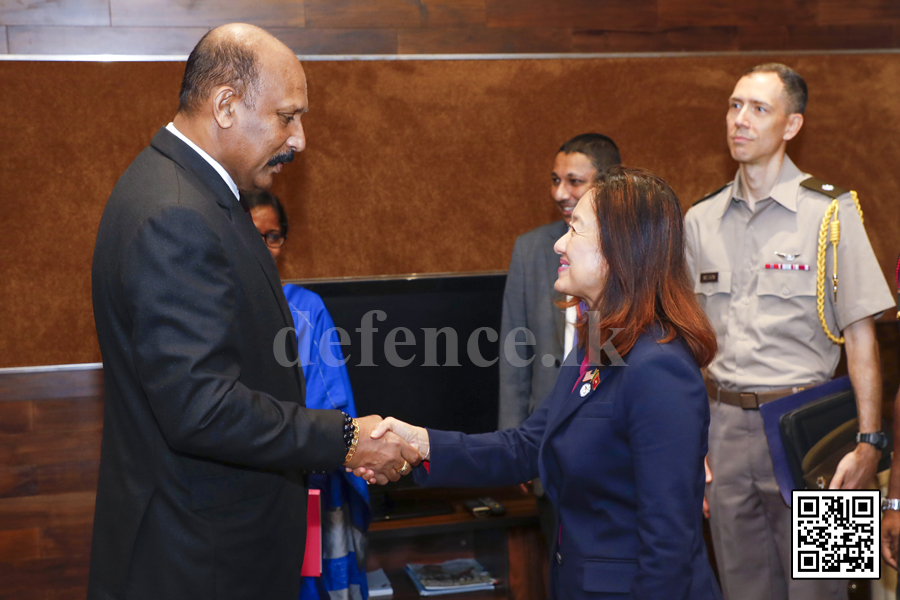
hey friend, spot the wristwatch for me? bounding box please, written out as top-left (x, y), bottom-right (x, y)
top-left (856, 431), bottom-right (888, 451)
top-left (883, 498), bottom-right (900, 512)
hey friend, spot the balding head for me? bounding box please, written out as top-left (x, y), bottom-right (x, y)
top-left (173, 24), bottom-right (308, 192)
top-left (178, 24), bottom-right (291, 115)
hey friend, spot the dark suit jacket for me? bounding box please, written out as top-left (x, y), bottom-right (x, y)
top-left (417, 331), bottom-right (722, 600)
top-left (498, 220), bottom-right (568, 429)
top-left (88, 128), bottom-right (346, 600)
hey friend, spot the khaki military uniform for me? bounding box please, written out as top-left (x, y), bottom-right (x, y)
top-left (684, 155), bottom-right (893, 600)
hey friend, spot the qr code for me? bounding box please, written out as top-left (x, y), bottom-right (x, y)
top-left (792, 490), bottom-right (880, 579)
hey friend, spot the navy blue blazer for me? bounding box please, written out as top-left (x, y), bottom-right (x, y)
top-left (416, 331), bottom-right (722, 599)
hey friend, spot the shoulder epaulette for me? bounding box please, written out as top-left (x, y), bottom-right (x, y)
top-left (799, 177), bottom-right (849, 199)
top-left (692, 182), bottom-right (732, 206)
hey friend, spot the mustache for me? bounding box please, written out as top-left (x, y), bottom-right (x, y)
top-left (267, 151), bottom-right (295, 167)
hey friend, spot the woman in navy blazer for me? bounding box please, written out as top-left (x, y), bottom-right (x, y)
top-left (364, 167), bottom-right (722, 599)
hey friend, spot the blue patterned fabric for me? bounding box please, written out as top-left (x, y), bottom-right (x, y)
top-left (284, 284), bottom-right (370, 600)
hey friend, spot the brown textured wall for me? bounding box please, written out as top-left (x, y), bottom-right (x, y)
top-left (2, 53), bottom-right (900, 368)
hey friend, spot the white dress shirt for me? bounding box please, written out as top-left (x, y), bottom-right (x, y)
top-left (166, 122), bottom-right (240, 201)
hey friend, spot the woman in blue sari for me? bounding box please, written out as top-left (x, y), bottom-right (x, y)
top-left (246, 191), bottom-right (370, 600)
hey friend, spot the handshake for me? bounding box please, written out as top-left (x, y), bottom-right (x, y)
top-left (343, 416), bottom-right (431, 485)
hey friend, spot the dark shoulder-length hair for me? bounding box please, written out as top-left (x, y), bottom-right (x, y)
top-left (242, 190), bottom-right (289, 237)
top-left (563, 166), bottom-right (717, 368)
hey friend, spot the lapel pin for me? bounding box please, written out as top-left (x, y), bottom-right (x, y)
top-left (580, 383), bottom-right (592, 397)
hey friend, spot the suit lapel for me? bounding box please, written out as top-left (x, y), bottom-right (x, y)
top-left (231, 195), bottom-right (297, 331)
top-left (150, 128), bottom-right (296, 332)
top-left (543, 357), bottom-right (609, 441)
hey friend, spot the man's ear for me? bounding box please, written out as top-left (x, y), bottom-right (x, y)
top-left (783, 112), bottom-right (804, 142)
top-left (212, 86), bottom-right (239, 129)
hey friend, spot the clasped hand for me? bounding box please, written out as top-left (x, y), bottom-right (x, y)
top-left (346, 417), bottom-right (430, 485)
top-left (342, 415), bottom-right (423, 485)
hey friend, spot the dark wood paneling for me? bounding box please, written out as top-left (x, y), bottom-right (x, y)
top-left (782, 24), bottom-right (898, 50)
top-left (8, 26), bottom-right (210, 54)
top-left (573, 27), bottom-right (740, 53)
top-left (732, 26), bottom-right (792, 51)
top-left (818, 0), bottom-right (900, 25)
top-left (576, 23), bottom-right (899, 53)
top-left (0, 369), bottom-right (102, 402)
top-left (0, 462), bottom-right (95, 500)
top-left (0, 556), bottom-right (90, 596)
top-left (40, 521), bottom-right (94, 560)
top-left (399, 27), bottom-right (573, 54)
top-left (270, 28), bottom-right (398, 55)
top-left (658, 0), bottom-right (815, 28)
top-left (305, 0), bottom-right (485, 29)
top-left (0, 0), bottom-right (109, 27)
top-left (33, 398), bottom-right (103, 432)
top-left (486, 0), bottom-right (657, 31)
top-left (34, 460), bottom-right (101, 496)
top-left (0, 528), bottom-right (41, 561)
top-left (507, 525), bottom-right (548, 599)
top-left (0, 466), bottom-right (38, 498)
top-left (0, 369), bottom-right (101, 599)
top-left (110, 0), bottom-right (303, 28)
top-left (0, 492), bottom-right (96, 533)
top-left (4, 0), bottom-right (900, 55)
top-left (0, 428), bottom-right (101, 468)
top-left (0, 401), bottom-right (32, 434)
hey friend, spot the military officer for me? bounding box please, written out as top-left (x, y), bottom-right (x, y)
top-left (684, 63), bottom-right (893, 600)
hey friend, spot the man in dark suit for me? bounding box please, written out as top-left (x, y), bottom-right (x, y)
top-left (498, 133), bottom-right (621, 430)
top-left (89, 24), bottom-right (417, 600)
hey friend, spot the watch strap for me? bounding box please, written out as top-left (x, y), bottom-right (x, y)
top-left (856, 431), bottom-right (888, 450)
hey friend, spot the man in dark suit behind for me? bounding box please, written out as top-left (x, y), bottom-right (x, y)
top-left (498, 133), bottom-right (621, 430)
top-left (497, 133), bottom-right (620, 554)
top-left (89, 24), bottom-right (416, 600)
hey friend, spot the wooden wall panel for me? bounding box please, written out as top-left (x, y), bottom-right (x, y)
top-left (0, 528), bottom-right (41, 561)
top-left (573, 26), bottom-right (741, 53)
top-left (0, 367), bottom-right (102, 599)
top-left (110, 0), bottom-right (305, 28)
top-left (486, 0), bottom-right (657, 30)
top-left (306, 0), bottom-right (486, 29)
top-left (7, 26), bottom-right (209, 55)
top-left (0, 466), bottom-right (39, 498)
top-left (0, 402), bottom-right (32, 435)
top-left (4, 0), bottom-right (900, 55)
top-left (0, 0), bottom-right (108, 27)
top-left (0, 369), bottom-right (103, 402)
top-left (817, 0), bottom-right (900, 25)
top-left (658, 0), bottom-right (815, 28)
top-left (398, 27), bottom-right (572, 54)
top-left (783, 24), bottom-right (899, 49)
top-left (270, 28), bottom-right (398, 55)
top-left (0, 556), bottom-right (91, 600)
top-left (0, 462), bottom-right (98, 499)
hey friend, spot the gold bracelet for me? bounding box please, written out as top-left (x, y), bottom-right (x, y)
top-left (343, 418), bottom-right (359, 465)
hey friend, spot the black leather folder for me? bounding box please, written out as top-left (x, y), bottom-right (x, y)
top-left (778, 386), bottom-right (891, 490)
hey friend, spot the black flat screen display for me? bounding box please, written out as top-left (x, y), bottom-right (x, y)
top-left (292, 272), bottom-right (507, 435)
